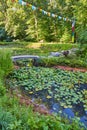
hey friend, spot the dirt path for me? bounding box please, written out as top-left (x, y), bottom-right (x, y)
top-left (10, 88), bottom-right (50, 115)
top-left (53, 65), bottom-right (87, 72)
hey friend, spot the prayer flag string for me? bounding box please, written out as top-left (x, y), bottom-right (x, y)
top-left (12, 0), bottom-right (75, 42)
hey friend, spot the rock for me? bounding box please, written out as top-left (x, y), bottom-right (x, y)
top-left (12, 55), bottom-right (40, 61)
top-left (39, 40), bottom-right (44, 43)
top-left (85, 111), bottom-right (87, 115)
top-left (50, 52), bottom-right (61, 57)
top-left (80, 116), bottom-right (87, 127)
top-left (71, 48), bottom-right (78, 52)
top-left (52, 103), bottom-right (60, 113)
top-left (63, 108), bottom-right (74, 119)
top-left (33, 104), bottom-right (50, 115)
top-left (62, 50), bottom-right (69, 57)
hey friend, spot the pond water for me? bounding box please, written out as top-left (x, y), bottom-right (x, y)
top-left (7, 66), bottom-right (87, 128)
top-left (21, 83), bottom-right (87, 128)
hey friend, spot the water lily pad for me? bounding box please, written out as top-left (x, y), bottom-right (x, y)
top-left (64, 105), bottom-right (68, 108)
top-left (35, 88), bottom-right (39, 91)
top-left (8, 66), bottom-right (87, 120)
top-left (25, 87), bottom-right (29, 91)
top-left (29, 91), bottom-right (33, 94)
top-left (46, 95), bottom-right (52, 99)
top-left (61, 103), bottom-right (65, 107)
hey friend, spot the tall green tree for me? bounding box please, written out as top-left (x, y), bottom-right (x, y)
top-left (0, 0), bottom-right (86, 42)
top-left (74, 0), bottom-right (87, 43)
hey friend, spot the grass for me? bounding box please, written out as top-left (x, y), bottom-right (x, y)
top-left (0, 44), bottom-right (87, 129)
top-left (0, 41), bottom-right (78, 56)
top-left (0, 42), bottom-right (87, 68)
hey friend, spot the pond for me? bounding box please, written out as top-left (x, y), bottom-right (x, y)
top-left (7, 66), bottom-right (87, 127)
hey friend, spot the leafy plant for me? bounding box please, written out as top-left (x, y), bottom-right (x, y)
top-left (0, 79), bottom-right (6, 96)
top-left (0, 49), bottom-right (13, 75)
top-left (0, 108), bottom-right (15, 130)
top-left (7, 66), bottom-right (87, 117)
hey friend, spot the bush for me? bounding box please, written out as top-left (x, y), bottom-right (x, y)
top-left (0, 106), bottom-right (85, 130)
top-left (0, 108), bottom-right (15, 130)
top-left (76, 44), bottom-right (87, 58)
top-left (0, 27), bottom-right (12, 42)
top-left (60, 29), bottom-right (71, 43)
top-left (0, 27), bottom-right (6, 41)
top-left (0, 49), bottom-right (13, 75)
top-left (79, 30), bottom-right (87, 44)
top-left (33, 57), bottom-right (87, 68)
top-left (0, 68), bottom-right (5, 80)
top-left (0, 69), bottom-right (6, 97)
top-left (0, 80), bottom-right (6, 96)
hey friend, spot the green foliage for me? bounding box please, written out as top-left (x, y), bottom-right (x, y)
top-left (0, 105), bottom-right (84, 130)
top-left (8, 67), bottom-right (87, 110)
top-left (26, 113), bottom-right (83, 130)
top-left (0, 49), bottom-right (13, 75)
top-left (0, 27), bottom-right (6, 41)
top-left (0, 94), bottom-right (19, 110)
top-left (0, 0), bottom-right (86, 42)
top-left (0, 27), bottom-right (12, 42)
top-left (40, 43), bottom-right (77, 52)
top-left (0, 68), bottom-right (5, 80)
top-left (82, 90), bottom-right (87, 111)
top-left (79, 30), bottom-right (87, 44)
top-left (0, 108), bottom-right (15, 130)
top-left (0, 49), bottom-right (85, 130)
top-left (2, 42), bottom-right (77, 56)
top-left (60, 29), bottom-right (71, 43)
top-left (77, 44), bottom-right (87, 59)
top-left (0, 79), bottom-right (6, 96)
top-left (0, 0), bottom-right (77, 42)
top-left (74, 0), bottom-right (87, 44)
top-left (33, 57), bottom-right (87, 68)
top-left (0, 42), bottom-right (86, 68)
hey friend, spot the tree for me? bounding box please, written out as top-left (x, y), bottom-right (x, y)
top-left (0, 0), bottom-right (86, 42)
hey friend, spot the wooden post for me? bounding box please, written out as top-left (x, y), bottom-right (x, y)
top-left (72, 20), bottom-right (75, 43)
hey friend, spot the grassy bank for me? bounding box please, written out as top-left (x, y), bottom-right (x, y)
top-left (0, 46), bottom-right (86, 130)
top-left (0, 42), bottom-right (85, 68)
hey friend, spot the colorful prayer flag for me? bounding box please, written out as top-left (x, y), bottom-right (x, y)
top-left (58, 16), bottom-right (62, 19)
top-left (19, 0), bottom-right (22, 4)
top-left (22, 1), bottom-right (26, 6)
top-left (32, 5), bottom-right (36, 10)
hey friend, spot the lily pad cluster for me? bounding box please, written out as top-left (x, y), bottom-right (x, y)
top-left (7, 67), bottom-right (87, 113)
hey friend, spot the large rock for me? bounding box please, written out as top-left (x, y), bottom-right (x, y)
top-left (50, 52), bottom-right (61, 57)
top-left (63, 108), bottom-right (75, 119)
top-left (12, 55), bottom-right (40, 61)
top-left (80, 116), bottom-right (87, 127)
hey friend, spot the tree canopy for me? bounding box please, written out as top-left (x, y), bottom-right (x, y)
top-left (0, 0), bottom-right (87, 43)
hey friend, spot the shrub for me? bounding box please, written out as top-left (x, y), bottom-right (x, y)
top-left (0, 80), bottom-right (6, 96)
top-left (76, 44), bottom-right (87, 58)
top-left (0, 68), bottom-right (6, 96)
top-left (0, 95), bottom-right (85, 130)
top-left (0, 68), bottom-right (5, 80)
top-left (0, 27), bottom-right (12, 42)
top-left (0, 49), bottom-right (13, 75)
top-left (0, 108), bottom-right (15, 130)
top-left (79, 30), bottom-right (87, 44)
top-left (1, 107), bottom-right (84, 130)
top-left (33, 57), bottom-right (87, 68)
